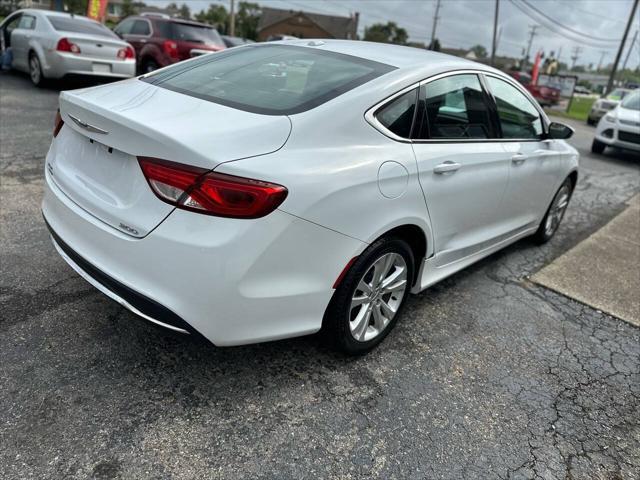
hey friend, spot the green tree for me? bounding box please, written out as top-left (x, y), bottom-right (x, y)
top-left (64, 0), bottom-right (88, 15)
top-left (363, 22), bottom-right (408, 45)
top-left (235, 2), bottom-right (261, 40)
top-left (178, 3), bottom-right (191, 20)
top-left (195, 4), bottom-right (229, 33)
top-left (470, 44), bottom-right (487, 59)
top-left (428, 38), bottom-right (441, 52)
top-left (120, 0), bottom-right (139, 18)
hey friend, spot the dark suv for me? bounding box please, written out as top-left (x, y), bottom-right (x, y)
top-left (114, 14), bottom-right (225, 73)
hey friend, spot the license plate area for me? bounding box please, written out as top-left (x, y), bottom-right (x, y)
top-left (92, 63), bottom-right (112, 73)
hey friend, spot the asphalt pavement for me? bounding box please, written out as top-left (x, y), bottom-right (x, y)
top-left (1, 71), bottom-right (639, 480)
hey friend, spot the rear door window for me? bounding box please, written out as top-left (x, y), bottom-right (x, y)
top-left (143, 44), bottom-right (395, 115)
top-left (18, 15), bottom-right (36, 30)
top-left (419, 74), bottom-right (494, 139)
top-left (114, 18), bottom-right (134, 36)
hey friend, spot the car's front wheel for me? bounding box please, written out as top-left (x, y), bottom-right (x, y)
top-left (533, 178), bottom-right (573, 244)
top-left (323, 237), bottom-right (414, 355)
top-left (591, 139), bottom-right (606, 154)
top-left (29, 53), bottom-right (44, 87)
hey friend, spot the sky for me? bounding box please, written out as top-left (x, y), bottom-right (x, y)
top-left (147, 0), bottom-right (640, 69)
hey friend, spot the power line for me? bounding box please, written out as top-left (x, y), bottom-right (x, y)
top-left (508, 0), bottom-right (621, 49)
top-left (519, 0), bottom-right (621, 42)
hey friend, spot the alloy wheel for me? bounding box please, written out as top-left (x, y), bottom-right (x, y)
top-left (545, 184), bottom-right (570, 237)
top-left (349, 252), bottom-right (408, 342)
top-left (29, 56), bottom-right (41, 84)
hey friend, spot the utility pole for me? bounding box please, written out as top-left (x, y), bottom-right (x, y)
top-left (620, 29), bottom-right (638, 77)
top-left (557, 46), bottom-right (562, 63)
top-left (523, 25), bottom-right (539, 68)
top-left (597, 51), bottom-right (607, 72)
top-left (430, 0), bottom-right (441, 49)
top-left (606, 0), bottom-right (638, 94)
top-left (491, 0), bottom-right (500, 66)
top-left (570, 46), bottom-right (583, 70)
top-left (229, 0), bottom-right (236, 37)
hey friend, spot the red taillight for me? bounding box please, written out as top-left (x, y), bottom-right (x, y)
top-left (53, 109), bottom-right (64, 137)
top-left (117, 46), bottom-right (135, 60)
top-left (56, 38), bottom-right (81, 54)
top-left (138, 157), bottom-right (288, 219)
top-left (163, 40), bottom-right (179, 59)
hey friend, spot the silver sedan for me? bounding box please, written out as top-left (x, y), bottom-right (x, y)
top-left (0, 9), bottom-right (135, 86)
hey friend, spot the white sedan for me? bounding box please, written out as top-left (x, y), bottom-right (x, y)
top-left (42, 41), bottom-right (578, 354)
top-left (592, 89), bottom-right (640, 154)
top-left (0, 9), bottom-right (135, 86)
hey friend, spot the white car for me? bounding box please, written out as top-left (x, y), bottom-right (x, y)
top-left (42, 41), bottom-right (578, 354)
top-left (0, 9), bottom-right (136, 86)
top-left (587, 88), bottom-right (634, 125)
top-left (592, 89), bottom-right (640, 154)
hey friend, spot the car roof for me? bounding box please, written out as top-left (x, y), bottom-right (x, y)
top-left (278, 39), bottom-right (491, 72)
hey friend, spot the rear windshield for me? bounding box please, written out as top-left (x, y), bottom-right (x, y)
top-left (172, 23), bottom-right (224, 47)
top-left (47, 16), bottom-right (118, 38)
top-left (142, 45), bottom-right (395, 115)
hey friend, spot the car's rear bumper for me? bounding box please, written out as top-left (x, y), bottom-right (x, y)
top-left (42, 51), bottom-right (136, 79)
top-left (42, 169), bottom-right (365, 346)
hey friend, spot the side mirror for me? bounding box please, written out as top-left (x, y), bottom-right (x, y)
top-left (547, 121), bottom-right (574, 140)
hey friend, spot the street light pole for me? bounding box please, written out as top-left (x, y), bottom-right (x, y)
top-left (491, 0), bottom-right (500, 66)
top-left (430, 0), bottom-right (441, 49)
top-left (229, 0), bottom-right (236, 37)
top-left (605, 0), bottom-right (638, 94)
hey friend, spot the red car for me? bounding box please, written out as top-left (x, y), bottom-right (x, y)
top-left (509, 71), bottom-right (560, 107)
top-left (114, 14), bottom-right (225, 73)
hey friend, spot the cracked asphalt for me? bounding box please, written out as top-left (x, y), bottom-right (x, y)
top-left (1, 71), bottom-right (639, 479)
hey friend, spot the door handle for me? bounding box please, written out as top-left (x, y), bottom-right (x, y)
top-left (433, 161), bottom-right (461, 174)
top-left (511, 153), bottom-right (528, 164)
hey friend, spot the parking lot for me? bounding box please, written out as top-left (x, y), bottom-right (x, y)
top-left (1, 71), bottom-right (639, 479)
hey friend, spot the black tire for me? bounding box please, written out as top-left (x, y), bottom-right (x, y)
top-left (586, 117), bottom-right (595, 126)
top-left (591, 139), bottom-right (606, 154)
top-left (533, 178), bottom-right (574, 244)
top-left (29, 52), bottom-right (44, 87)
top-left (323, 237), bottom-right (414, 355)
top-left (140, 58), bottom-right (159, 74)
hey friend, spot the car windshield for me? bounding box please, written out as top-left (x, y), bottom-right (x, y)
top-left (608, 89), bottom-right (629, 100)
top-left (172, 23), bottom-right (224, 47)
top-left (47, 16), bottom-right (118, 38)
top-left (620, 90), bottom-right (640, 110)
top-left (142, 45), bottom-right (395, 115)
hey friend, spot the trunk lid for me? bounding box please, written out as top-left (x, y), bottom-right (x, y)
top-left (62, 33), bottom-right (127, 62)
top-left (50, 79), bottom-right (291, 237)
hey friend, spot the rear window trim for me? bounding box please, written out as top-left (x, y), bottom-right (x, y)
top-left (141, 45), bottom-right (396, 116)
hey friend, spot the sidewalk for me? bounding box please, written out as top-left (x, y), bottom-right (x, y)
top-left (532, 194), bottom-right (640, 327)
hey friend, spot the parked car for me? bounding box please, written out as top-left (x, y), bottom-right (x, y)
top-left (573, 85), bottom-right (591, 95)
top-left (114, 13), bottom-right (225, 73)
top-left (0, 9), bottom-right (135, 86)
top-left (592, 89), bottom-right (640, 154)
top-left (587, 88), bottom-right (634, 125)
top-left (509, 71), bottom-right (561, 107)
top-left (266, 34), bottom-right (299, 41)
top-left (42, 41), bottom-right (578, 354)
top-left (221, 35), bottom-right (254, 48)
